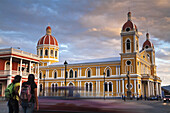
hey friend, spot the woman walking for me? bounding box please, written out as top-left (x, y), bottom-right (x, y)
top-left (8, 75), bottom-right (21, 113)
top-left (21, 74), bottom-right (39, 113)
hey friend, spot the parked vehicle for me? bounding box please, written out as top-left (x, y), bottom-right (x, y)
top-left (147, 96), bottom-right (158, 100)
top-left (163, 95), bottom-right (170, 102)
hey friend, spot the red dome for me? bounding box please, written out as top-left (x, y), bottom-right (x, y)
top-left (122, 12), bottom-right (138, 32)
top-left (37, 35), bottom-right (58, 46)
top-left (142, 33), bottom-right (154, 49)
top-left (122, 20), bottom-right (134, 31)
top-left (46, 26), bottom-right (51, 30)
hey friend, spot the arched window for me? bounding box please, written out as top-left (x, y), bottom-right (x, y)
top-left (51, 50), bottom-right (53, 56)
top-left (54, 71), bottom-right (57, 79)
top-left (88, 70), bottom-right (91, 77)
top-left (104, 82), bottom-right (107, 91)
top-left (126, 39), bottom-right (130, 50)
top-left (136, 41), bottom-right (138, 50)
top-left (39, 72), bottom-right (42, 79)
top-left (86, 83), bottom-right (88, 91)
top-left (109, 82), bottom-right (112, 91)
top-left (55, 84), bottom-right (58, 92)
top-left (75, 71), bottom-right (77, 78)
top-left (55, 51), bottom-right (57, 57)
top-left (5, 62), bottom-right (10, 70)
top-left (45, 49), bottom-right (48, 56)
top-left (107, 69), bottom-right (110, 77)
top-left (89, 83), bottom-right (92, 92)
top-left (52, 84), bottom-right (54, 92)
top-left (69, 70), bottom-right (73, 78)
top-left (40, 84), bottom-right (42, 92)
top-left (40, 50), bottom-right (43, 56)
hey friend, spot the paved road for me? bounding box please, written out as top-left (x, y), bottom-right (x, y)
top-left (0, 99), bottom-right (170, 113)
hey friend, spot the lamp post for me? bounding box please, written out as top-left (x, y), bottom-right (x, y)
top-left (43, 74), bottom-right (45, 96)
top-left (103, 72), bottom-right (106, 100)
top-left (123, 78), bottom-right (125, 96)
top-left (137, 81), bottom-right (138, 100)
top-left (126, 71), bottom-right (131, 99)
top-left (64, 60), bottom-right (68, 97)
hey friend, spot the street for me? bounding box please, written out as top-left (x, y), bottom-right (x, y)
top-left (0, 98), bottom-right (170, 113)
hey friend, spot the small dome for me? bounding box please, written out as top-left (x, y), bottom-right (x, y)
top-left (122, 12), bottom-right (138, 32)
top-left (46, 26), bottom-right (51, 30)
top-left (37, 26), bottom-right (58, 46)
top-left (142, 33), bottom-right (154, 49)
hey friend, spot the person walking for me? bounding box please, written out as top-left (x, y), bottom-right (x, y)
top-left (8, 75), bottom-right (21, 113)
top-left (21, 74), bottom-right (39, 113)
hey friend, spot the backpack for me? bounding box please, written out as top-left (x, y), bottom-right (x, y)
top-left (5, 83), bottom-right (15, 100)
top-left (20, 84), bottom-right (32, 102)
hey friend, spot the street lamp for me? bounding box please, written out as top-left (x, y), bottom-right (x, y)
top-left (64, 60), bottom-right (68, 86)
top-left (126, 71), bottom-right (131, 99)
top-left (103, 72), bottom-right (106, 100)
top-left (43, 74), bottom-right (46, 96)
top-left (64, 60), bottom-right (68, 97)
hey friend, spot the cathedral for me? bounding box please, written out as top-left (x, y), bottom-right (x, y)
top-left (38, 12), bottom-right (162, 97)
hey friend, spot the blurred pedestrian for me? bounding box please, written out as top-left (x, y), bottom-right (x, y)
top-left (21, 74), bottom-right (39, 113)
top-left (144, 95), bottom-right (147, 100)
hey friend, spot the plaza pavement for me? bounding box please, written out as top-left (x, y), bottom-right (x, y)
top-left (0, 97), bottom-right (170, 113)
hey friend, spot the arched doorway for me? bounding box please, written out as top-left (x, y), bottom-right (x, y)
top-left (69, 82), bottom-right (73, 86)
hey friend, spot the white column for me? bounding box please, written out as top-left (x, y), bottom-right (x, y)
top-left (116, 80), bottom-right (118, 96)
top-left (48, 48), bottom-right (50, 58)
top-left (98, 67), bottom-right (100, 76)
top-left (119, 80), bottom-right (121, 95)
top-left (80, 68), bottom-right (81, 77)
top-left (78, 68), bottom-right (79, 77)
top-left (121, 37), bottom-right (123, 53)
top-left (98, 81), bottom-right (100, 96)
top-left (35, 63), bottom-right (36, 75)
top-left (156, 82), bottom-right (158, 96)
top-left (29, 61), bottom-right (31, 74)
top-left (43, 48), bottom-right (44, 58)
top-left (37, 63), bottom-right (40, 96)
top-left (134, 80), bottom-right (136, 95)
top-left (107, 82), bottom-right (109, 97)
top-left (134, 35), bottom-right (136, 52)
top-left (159, 83), bottom-right (162, 96)
top-left (147, 81), bottom-right (150, 97)
top-left (152, 82), bottom-right (154, 96)
top-left (122, 79), bottom-right (124, 95)
top-left (19, 59), bottom-right (23, 95)
top-left (9, 57), bottom-right (12, 75)
top-left (80, 81), bottom-right (81, 95)
top-left (96, 81), bottom-right (98, 96)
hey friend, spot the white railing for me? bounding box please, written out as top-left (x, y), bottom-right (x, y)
top-left (0, 70), bottom-right (10, 75)
top-left (0, 70), bottom-right (37, 78)
top-left (0, 48), bottom-right (39, 60)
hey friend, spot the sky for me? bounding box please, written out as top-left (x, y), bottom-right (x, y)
top-left (0, 0), bottom-right (170, 86)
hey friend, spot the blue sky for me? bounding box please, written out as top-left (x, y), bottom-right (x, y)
top-left (0, 0), bottom-right (170, 85)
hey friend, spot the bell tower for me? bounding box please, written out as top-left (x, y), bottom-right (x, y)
top-left (120, 12), bottom-right (139, 74)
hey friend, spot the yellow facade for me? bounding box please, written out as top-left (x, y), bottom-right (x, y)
top-left (38, 12), bottom-right (161, 98)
